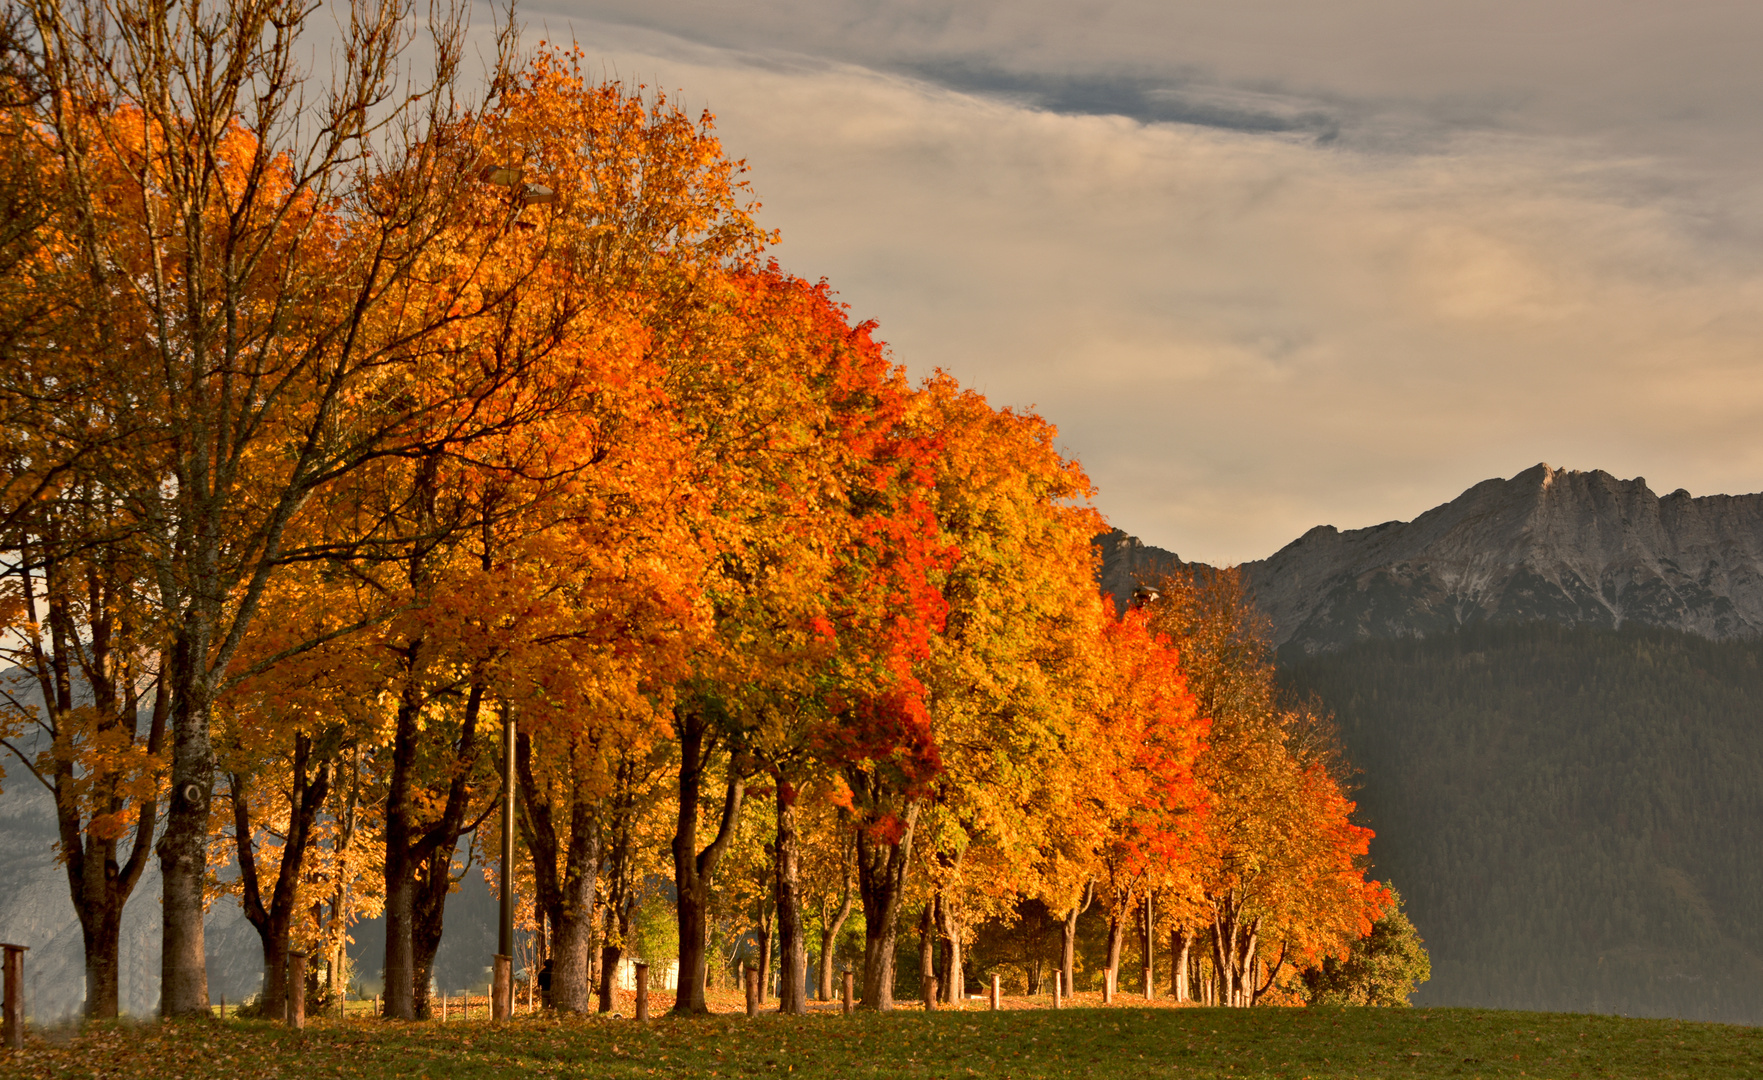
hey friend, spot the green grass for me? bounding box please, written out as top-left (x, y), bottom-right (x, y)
top-left (6, 1005), bottom-right (1762, 1078)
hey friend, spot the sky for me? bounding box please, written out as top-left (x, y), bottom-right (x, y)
top-left (481, 1), bottom-right (1763, 565)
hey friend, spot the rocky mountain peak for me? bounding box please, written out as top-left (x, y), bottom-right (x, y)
top-left (1238, 464), bottom-right (1763, 654)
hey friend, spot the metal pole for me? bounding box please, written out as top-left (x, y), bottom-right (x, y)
top-left (496, 708), bottom-right (516, 1019)
top-left (1143, 892), bottom-right (1155, 1000)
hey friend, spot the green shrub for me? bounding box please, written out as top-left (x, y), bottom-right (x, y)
top-left (1302, 886), bottom-right (1431, 1006)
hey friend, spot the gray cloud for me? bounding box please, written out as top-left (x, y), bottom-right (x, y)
top-left (895, 62), bottom-right (1345, 138)
top-left (540, 1), bottom-right (1763, 154)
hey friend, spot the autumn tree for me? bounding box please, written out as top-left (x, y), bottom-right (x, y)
top-left (451, 47), bottom-right (784, 1018)
top-left (1, 0), bottom-right (613, 1014)
top-left (1075, 610), bottom-right (1207, 999)
top-left (0, 508), bottom-right (166, 1019)
top-left (1144, 566), bottom-right (1384, 1007)
top-left (818, 374), bottom-right (1113, 1009)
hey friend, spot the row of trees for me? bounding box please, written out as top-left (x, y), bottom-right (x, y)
top-left (0, 0), bottom-right (1408, 1020)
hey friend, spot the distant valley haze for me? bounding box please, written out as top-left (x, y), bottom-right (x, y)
top-left (509, 0), bottom-right (1763, 563)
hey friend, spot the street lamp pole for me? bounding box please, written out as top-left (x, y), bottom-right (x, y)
top-left (494, 708), bottom-right (515, 1020)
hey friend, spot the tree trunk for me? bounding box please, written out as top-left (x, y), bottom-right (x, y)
top-left (513, 718), bottom-right (603, 1016)
top-left (755, 900), bottom-right (773, 1003)
top-left (1060, 880), bottom-right (1094, 998)
top-left (80, 908), bottom-right (123, 1021)
top-left (1205, 902), bottom-right (1262, 1007)
top-left (595, 891), bottom-right (629, 1015)
top-left (382, 853), bottom-right (417, 1019)
top-left (917, 902), bottom-right (935, 1000)
top-left (551, 853), bottom-right (598, 1014)
top-left (412, 943), bottom-right (438, 1018)
top-left (1103, 911), bottom-right (1125, 999)
top-left (324, 748), bottom-right (363, 1006)
top-left (381, 665), bottom-right (425, 1019)
top-left (1171, 926), bottom-right (1192, 1002)
top-left (774, 786), bottom-right (809, 1014)
top-left (1250, 940), bottom-right (1285, 1006)
top-left (385, 675), bottom-right (487, 1019)
top-left (854, 795), bottom-right (919, 1011)
top-left (815, 867), bottom-right (855, 1001)
top-left (412, 843), bottom-right (457, 1019)
top-left (556, 774), bottom-right (604, 1014)
top-left (670, 702), bottom-right (746, 1015)
top-left (935, 893), bottom-right (962, 1004)
top-left (1239, 917), bottom-right (1261, 1007)
top-left (1211, 909), bottom-right (1233, 1006)
top-left (64, 674), bottom-right (164, 1019)
top-left (1210, 898), bottom-right (1259, 1007)
top-left (159, 626), bottom-right (215, 1016)
top-left (232, 734), bottom-right (333, 1021)
top-left (595, 762), bottom-right (641, 1013)
top-left (597, 943), bottom-right (622, 1013)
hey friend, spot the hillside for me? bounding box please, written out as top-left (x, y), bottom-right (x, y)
top-left (1283, 622), bottom-right (1763, 1024)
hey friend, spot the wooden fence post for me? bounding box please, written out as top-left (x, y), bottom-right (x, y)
top-left (990, 974), bottom-right (1000, 1011)
top-left (841, 970), bottom-right (853, 1015)
top-left (2, 944), bottom-right (26, 1050)
top-left (288, 951), bottom-right (308, 1029)
top-left (634, 963), bottom-right (650, 1022)
top-left (744, 966), bottom-right (758, 1017)
top-left (1053, 970), bottom-right (1062, 1010)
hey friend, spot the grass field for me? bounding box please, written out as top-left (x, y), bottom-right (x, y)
top-left (6, 998), bottom-right (1761, 1079)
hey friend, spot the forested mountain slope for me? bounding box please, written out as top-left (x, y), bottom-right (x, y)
top-left (1282, 622), bottom-right (1763, 1024)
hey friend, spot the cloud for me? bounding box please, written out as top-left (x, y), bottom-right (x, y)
top-left (503, 5), bottom-right (1763, 564)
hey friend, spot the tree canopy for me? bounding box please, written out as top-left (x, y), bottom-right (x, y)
top-left (0, 0), bottom-right (1411, 1020)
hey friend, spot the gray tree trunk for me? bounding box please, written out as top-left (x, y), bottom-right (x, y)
top-left (773, 790), bottom-right (809, 1014)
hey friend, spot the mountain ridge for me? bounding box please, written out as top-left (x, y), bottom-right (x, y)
top-left (1102, 464), bottom-right (1763, 654)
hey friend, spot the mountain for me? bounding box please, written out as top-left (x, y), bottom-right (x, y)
top-left (1240, 464), bottom-right (1763, 655)
top-left (1094, 528), bottom-right (1190, 613)
top-left (1096, 465), bottom-right (1763, 1023)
